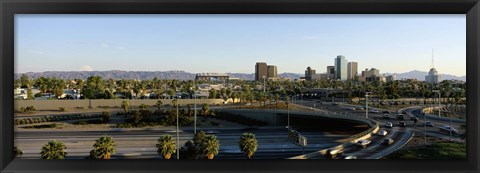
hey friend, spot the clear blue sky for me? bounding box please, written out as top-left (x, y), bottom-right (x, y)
top-left (15, 14), bottom-right (466, 76)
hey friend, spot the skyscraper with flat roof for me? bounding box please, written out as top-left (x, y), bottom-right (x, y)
top-left (305, 66), bottom-right (316, 81)
top-left (347, 62), bottom-right (358, 80)
top-left (327, 66), bottom-right (335, 79)
top-left (255, 62), bottom-right (268, 81)
top-left (267, 65), bottom-right (277, 79)
top-left (335, 55), bottom-right (348, 81)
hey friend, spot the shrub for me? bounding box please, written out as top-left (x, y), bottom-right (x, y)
top-left (102, 111), bottom-right (111, 123)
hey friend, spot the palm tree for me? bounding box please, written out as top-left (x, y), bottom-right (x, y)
top-left (90, 136), bottom-right (117, 159)
top-left (201, 103), bottom-right (210, 118)
top-left (156, 135), bottom-right (177, 159)
top-left (274, 94), bottom-right (280, 109)
top-left (40, 140), bottom-right (67, 159)
top-left (239, 133), bottom-right (258, 159)
top-left (172, 98), bottom-right (178, 108)
top-left (156, 100), bottom-right (163, 112)
top-left (121, 100), bottom-right (129, 116)
top-left (200, 134), bottom-right (220, 159)
top-left (14, 147), bottom-right (23, 157)
top-left (193, 131), bottom-right (207, 159)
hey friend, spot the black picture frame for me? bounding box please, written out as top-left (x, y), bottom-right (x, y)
top-left (1, 0), bottom-right (479, 173)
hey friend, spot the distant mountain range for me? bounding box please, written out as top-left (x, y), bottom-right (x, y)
top-left (15, 70), bottom-right (465, 81)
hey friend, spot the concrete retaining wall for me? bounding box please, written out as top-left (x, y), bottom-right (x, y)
top-left (15, 99), bottom-right (234, 111)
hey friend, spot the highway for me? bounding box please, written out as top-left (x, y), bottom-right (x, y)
top-left (292, 99), bottom-right (464, 159)
top-left (15, 126), bottom-right (357, 159)
top-left (15, 99), bottom-right (465, 160)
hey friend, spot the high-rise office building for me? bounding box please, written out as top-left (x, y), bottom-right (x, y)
top-left (335, 55), bottom-right (348, 81)
top-left (255, 62), bottom-right (268, 81)
top-left (305, 66), bottom-right (316, 81)
top-left (327, 66), bottom-right (335, 79)
top-left (267, 65), bottom-right (278, 79)
top-left (425, 68), bottom-right (441, 84)
top-left (347, 62), bottom-right (358, 80)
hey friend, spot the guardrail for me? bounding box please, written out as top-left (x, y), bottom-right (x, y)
top-left (286, 104), bottom-right (380, 159)
top-left (366, 130), bottom-right (415, 159)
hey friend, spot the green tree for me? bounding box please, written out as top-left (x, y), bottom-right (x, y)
top-left (168, 89), bottom-right (176, 99)
top-left (156, 135), bottom-right (177, 159)
top-left (139, 103), bottom-right (148, 111)
top-left (201, 103), bottom-right (210, 118)
top-left (90, 136), bottom-right (117, 159)
top-left (200, 134), bottom-right (220, 159)
top-left (102, 111), bottom-right (111, 123)
top-left (14, 147), bottom-right (23, 157)
top-left (193, 131), bottom-right (207, 159)
top-left (83, 76), bottom-right (105, 99)
top-left (132, 111), bottom-right (143, 125)
top-left (40, 140), bottom-right (67, 159)
top-left (121, 100), bottom-right (129, 116)
top-left (156, 100), bottom-right (163, 112)
top-left (239, 133), bottom-right (258, 159)
top-left (20, 74), bottom-right (31, 88)
top-left (209, 89), bottom-right (217, 99)
top-left (172, 98), bottom-right (178, 108)
top-left (274, 94), bottom-right (280, 108)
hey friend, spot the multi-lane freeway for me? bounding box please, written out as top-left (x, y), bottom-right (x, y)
top-left (292, 99), bottom-right (465, 159)
top-left (16, 126), bottom-right (357, 159)
top-left (15, 99), bottom-right (465, 160)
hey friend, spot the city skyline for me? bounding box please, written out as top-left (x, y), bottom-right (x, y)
top-left (16, 14), bottom-right (466, 76)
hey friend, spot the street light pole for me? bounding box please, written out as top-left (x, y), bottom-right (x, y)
top-left (433, 90), bottom-right (441, 117)
top-left (424, 110), bottom-right (427, 145)
top-left (194, 93), bottom-right (197, 135)
top-left (263, 76), bottom-right (266, 94)
top-left (176, 102), bottom-right (180, 159)
top-left (287, 98), bottom-right (290, 130)
top-left (365, 92), bottom-right (370, 119)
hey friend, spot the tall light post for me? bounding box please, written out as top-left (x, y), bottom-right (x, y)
top-left (192, 86), bottom-right (197, 135)
top-left (365, 92), bottom-right (371, 119)
top-left (432, 90), bottom-right (441, 117)
top-left (287, 97), bottom-right (290, 130)
top-left (176, 101), bottom-right (180, 159)
top-left (424, 110), bottom-right (427, 145)
top-left (262, 75), bottom-right (266, 94)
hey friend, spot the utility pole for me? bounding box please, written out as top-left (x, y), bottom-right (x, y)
top-left (424, 111), bottom-right (427, 145)
top-left (433, 90), bottom-right (441, 117)
top-left (365, 92), bottom-right (370, 119)
top-left (263, 75), bottom-right (266, 93)
top-left (287, 98), bottom-right (290, 130)
top-left (176, 102), bottom-right (180, 159)
top-left (194, 93), bottom-right (197, 135)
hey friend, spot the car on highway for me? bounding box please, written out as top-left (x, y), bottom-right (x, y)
top-left (383, 138), bottom-right (395, 145)
top-left (369, 109), bottom-right (379, 113)
top-left (356, 107), bottom-right (364, 111)
top-left (439, 126), bottom-right (459, 134)
top-left (385, 122), bottom-right (393, 128)
top-left (410, 117), bottom-right (419, 121)
top-left (397, 114), bottom-right (405, 120)
top-left (378, 129), bottom-right (388, 136)
top-left (383, 110), bottom-right (391, 114)
top-left (343, 155), bottom-right (357, 159)
top-left (383, 114), bottom-right (390, 119)
top-left (326, 148), bottom-right (343, 158)
top-left (399, 121), bottom-right (407, 127)
top-left (425, 121), bottom-right (434, 127)
top-left (356, 139), bottom-right (371, 148)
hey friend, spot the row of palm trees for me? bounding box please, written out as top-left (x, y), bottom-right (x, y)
top-left (35, 132), bottom-right (258, 160)
top-left (16, 74), bottom-right (465, 106)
